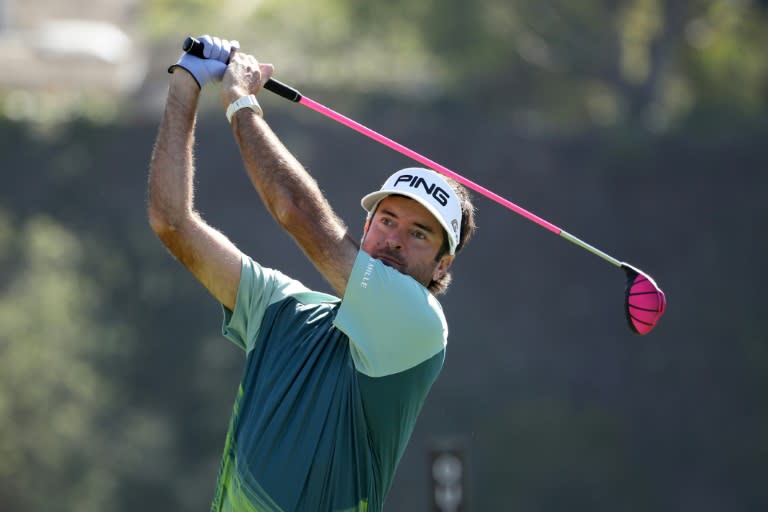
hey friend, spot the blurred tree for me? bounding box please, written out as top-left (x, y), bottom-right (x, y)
top-left (0, 118), bottom-right (243, 511)
top-left (332, 0), bottom-right (767, 129)
top-left (141, 0), bottom-right (768, 131)
top-left (0, 212), bottom-right (175, 511)
top-left (0, 213), bottom-right (119, 510)
top-left (677, 0), bottom-right (768, 121)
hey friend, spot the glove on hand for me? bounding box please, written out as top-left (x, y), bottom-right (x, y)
top-left (168, 35), bottom-right (239, 88)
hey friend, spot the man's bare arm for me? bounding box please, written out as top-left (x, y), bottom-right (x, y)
top-left (148, 71), bottom-right (243, 310)
top-left (221, 53), bottom-right (360, 296)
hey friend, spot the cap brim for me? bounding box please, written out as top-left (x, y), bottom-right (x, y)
top-left (361, 191), bottom-right (389, 213)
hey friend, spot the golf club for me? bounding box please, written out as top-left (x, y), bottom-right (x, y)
top-left (182, 36), bottom-right (667, 335)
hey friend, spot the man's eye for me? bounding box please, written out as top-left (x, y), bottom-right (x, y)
top-left (412, 230), bottom-right (427, 240)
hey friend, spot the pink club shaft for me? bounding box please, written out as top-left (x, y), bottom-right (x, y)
top-left (298, 96), bottom-right (622, 268)
top-left (299, 97), bottom-right (560, 234)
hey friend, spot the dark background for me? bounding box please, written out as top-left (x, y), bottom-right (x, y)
top-left (1, 0), bottom-right (767, 510)
top-left (1, 103), bottom-right (765, 510)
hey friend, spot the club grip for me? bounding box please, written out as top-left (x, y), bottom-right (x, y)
top-left (182, 36), bottom-right (302, 102)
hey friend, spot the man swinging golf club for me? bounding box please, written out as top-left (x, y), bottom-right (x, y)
top-left (148, 35), bottom-right (476, 511)
top-left (179, 35), bottom-right (666, 336)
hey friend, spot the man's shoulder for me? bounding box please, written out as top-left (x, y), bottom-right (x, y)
top-left (334, 252), bottom-right (448, 378)
top-left (240, 255), bottom-right (341, 306)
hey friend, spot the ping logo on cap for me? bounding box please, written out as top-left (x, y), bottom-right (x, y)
top-left (392, 174), bottom-right (451, 207)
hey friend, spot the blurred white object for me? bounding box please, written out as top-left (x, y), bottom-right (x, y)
top-left (0, 17), bottom-right (146, 95)
top-left (33, 19), bottom-right (133, 64)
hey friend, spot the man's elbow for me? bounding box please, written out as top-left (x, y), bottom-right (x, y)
top-left (272, 201), bottom-right (296, 231)
top-left (148, 201), bottom-right (169, 233)
top-left (147, 203), bottom-right (186, 246)
top-left (271, 193), bottom-right (319, 233)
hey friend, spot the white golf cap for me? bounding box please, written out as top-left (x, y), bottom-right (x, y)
top-left (361, 167), bottom-right (462, 255)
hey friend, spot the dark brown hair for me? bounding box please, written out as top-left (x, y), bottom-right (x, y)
top-left (428, 176), bottom-right (476, 296)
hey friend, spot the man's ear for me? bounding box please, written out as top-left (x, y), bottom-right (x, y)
top-left (363, 219), bottom-right (370, 233)
top-left (432, 254), bottom-right (454, 282)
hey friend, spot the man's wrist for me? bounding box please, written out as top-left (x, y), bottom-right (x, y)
top-left (166, 72), bottom-right (202, 112)
top-left (169, 69), bottom-right (202, 95)
top-left (226, 95), bottom-right (263, 124)
top-left (221, 85), bottom-right (251, 108)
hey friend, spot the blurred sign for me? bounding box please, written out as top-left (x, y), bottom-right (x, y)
top-left (429, 442), bottom-right (467, 512)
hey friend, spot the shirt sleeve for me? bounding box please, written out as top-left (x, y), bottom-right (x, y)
top-left (333, 250), bottom-right (448, 377)
top-left (221, 256), bottom-right (338, 353)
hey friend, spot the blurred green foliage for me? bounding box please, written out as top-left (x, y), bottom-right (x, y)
top-left (0, 214), bottom-right (118, 510)
top-left (141, 0), bottom-right (768, 130)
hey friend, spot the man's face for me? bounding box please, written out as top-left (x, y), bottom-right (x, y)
top-left (361, 195), bottom-right (454, 288)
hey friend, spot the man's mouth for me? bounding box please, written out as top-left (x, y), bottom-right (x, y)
top-left (376, 253), bottom-right (404, 269)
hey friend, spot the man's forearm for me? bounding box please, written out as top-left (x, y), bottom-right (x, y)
top-left (229, 108), bottom-right (358, 295)
top-left (230, 111), bottom-right (331, 227)
top-left (148, 73), bottom-right (200, 231)
top-left (220, 52), bottom-right (358, 295)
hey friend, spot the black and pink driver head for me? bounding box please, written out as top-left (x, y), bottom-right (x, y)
top-left (622, 263), bottom-right (667, 335)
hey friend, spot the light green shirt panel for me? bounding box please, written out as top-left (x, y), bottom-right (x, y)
top-left (334, 250), bottom-right (448, 378)
top-left (222, 256), bottom-right (340, 353)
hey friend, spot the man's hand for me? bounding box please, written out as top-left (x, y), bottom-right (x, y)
top-left (221, 52), bottom-right (275, 106)
top-left (169, 35), bottom-right (239, 89)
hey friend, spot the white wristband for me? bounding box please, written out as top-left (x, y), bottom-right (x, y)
top-left (226, 95), bottom-right (263, 124)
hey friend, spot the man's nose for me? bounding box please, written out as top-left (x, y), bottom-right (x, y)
top-left (385, 235), bottom-right (403, 250)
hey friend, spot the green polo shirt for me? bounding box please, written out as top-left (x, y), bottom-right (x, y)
top-left (210, 250), bottom-right (448, 512)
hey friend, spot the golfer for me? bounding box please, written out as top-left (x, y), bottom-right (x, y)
top-left (148, 35), bottom-right (476, 512)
